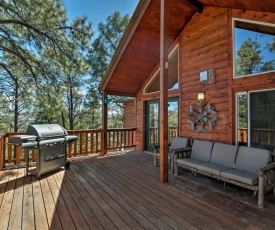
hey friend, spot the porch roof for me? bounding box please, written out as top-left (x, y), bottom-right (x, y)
top-left (99, 0), bottom-right (275, 97)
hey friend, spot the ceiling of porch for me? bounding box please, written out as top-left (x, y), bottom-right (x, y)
top-left (99, 0), bottom-right (275, 97)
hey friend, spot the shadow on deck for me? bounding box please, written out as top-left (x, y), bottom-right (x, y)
top-left (0, 150), bottom-right (275, 229)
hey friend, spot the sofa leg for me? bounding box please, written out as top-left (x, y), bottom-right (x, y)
top-left (154, 150), bottom-right (158, 167)
top-left (258, 176), bottom-right (264, 208)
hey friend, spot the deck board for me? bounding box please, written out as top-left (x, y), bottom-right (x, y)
top-left (0, 150), bottom-right (275, 229)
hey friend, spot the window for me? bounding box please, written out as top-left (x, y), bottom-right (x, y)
top-left (233, 19), bottom-right (275, 78)
top-left (144, 46), bottom-right (178, 94)
top-left (236, 89), bottom-right (275, 151)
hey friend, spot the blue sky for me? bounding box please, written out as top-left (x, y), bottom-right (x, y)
top-left (63, 0), bottom-right (139, 33)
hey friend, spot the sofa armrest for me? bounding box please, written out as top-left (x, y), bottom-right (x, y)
top-left (153, 144), bottom-right (159, 152)
top-left (171, 146), bottom-right (192, 159)
top-left (171, 146), bottom-right (192, 154)
top-left (257, 162), bottom-right (275, 176)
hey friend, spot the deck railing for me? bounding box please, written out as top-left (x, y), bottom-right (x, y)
top-left (149, 126), bottom-right (178, 144)
top-left (0, 127), bottom-right (136, 169)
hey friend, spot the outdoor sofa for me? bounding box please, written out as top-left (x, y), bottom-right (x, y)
top-left (173, 139), bottom-right (275, 208)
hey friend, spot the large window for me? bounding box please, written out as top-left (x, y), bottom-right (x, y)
top-left (236, 89), bottom-right (275, 151)
top-left (233, 19), bottom-right (275, 78)
top-left (144, 46), bottom-right (178, 94)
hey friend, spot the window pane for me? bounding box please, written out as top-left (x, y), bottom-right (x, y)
top-left (236, 94), bottom-right (248, 146)
top-left (149, 103), bottom-right (159, 145)
top-left (250, 90), bottom-right (275, 151)
top-left (168, 100), bottom-right (178, 142)
top-left (144, 47), bottom-right (178, 93)
top-left (234, 20), bottom-right (275, 78)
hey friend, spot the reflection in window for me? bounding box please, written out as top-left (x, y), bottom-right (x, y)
top-left (236, 94), bottom-right (248, 146)
top-left (144, 47), bottom-right (178, 94)
top-left (234, 19), bottom-right (275, 78)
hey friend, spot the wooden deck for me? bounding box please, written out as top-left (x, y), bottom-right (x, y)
top-left (0, 150), bottom-right (275, 230)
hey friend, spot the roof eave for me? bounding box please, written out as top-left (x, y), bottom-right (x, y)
top-left (99, 0), bottom-right (151, 92)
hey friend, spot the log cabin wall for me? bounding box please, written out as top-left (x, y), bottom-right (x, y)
top-left (133, 6), bottom-right (275, 150)
top-left (180, 6), bottom-right (231, 143)
top-left (123, 100), bottom-right (136, 127)
top-left (135, 90), bottom-right (145, 150)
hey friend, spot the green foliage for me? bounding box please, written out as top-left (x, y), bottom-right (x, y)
top-left (0, 1), bottom-right (131, 133)
top-left (0, 0), bottom-right (93, 132)
top-left (86, 11), bottom-right (130, 129)
top-left (236, 37), bottom-right (275, 77)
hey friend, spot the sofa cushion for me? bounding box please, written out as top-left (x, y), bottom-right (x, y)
top-left (196, 163), bottom-right (232, 176)
top-left (235, 146), bottom-right (271, 174)
top-left (210, 143), bottom-right (238, 168)
top-left (169, 137), bottom-right (189, 151)
top-left (177, 158), bottom-right (206, 169)
top-left (221, 169), bottom-right (258, 185)
top-left (190, 139), bottom-right (213, 162)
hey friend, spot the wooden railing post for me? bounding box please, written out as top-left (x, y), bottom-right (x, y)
top-left (0, 134), bottom-right (5, 170)
top-left (102, 91), bottom-right (108, 154)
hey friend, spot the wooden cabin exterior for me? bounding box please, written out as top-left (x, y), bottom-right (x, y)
top-left (100, 0), bottom-right (275, 180)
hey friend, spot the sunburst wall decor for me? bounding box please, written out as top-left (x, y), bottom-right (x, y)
top-left (187, 101), bottom-right (218, 133)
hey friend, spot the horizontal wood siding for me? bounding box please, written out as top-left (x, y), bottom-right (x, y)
top-left (123, 101), bottom-right (136, 127)
top-left (135, 90), bottom-right (144, 150)
top-left (133, 6), bottom-right (275, 149)
top-left (180, 7), bottom-right (231, 142)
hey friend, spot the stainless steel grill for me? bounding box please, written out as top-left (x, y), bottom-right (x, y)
top-left (8, 124), bottom-right (78, 178)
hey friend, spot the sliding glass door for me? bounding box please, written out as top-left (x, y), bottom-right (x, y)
top-left (145, 98), bottom-right (179, 151)
top-left (236, 89), bottom-right (275, 151)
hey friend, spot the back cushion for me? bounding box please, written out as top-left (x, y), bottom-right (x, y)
top-left (210, 143), bottom-right (238, 167)
top-left (191, 139), bottom-right (213, 162)
top-left (170, 137), bottom-right (189, 150)
top-left (235, 146), bottom-right (271, 174)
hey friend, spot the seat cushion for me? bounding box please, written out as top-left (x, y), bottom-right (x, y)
top-left (235, 146), bottom-right (271, 174)
top-left (177, 158), bottom-right (206, 169)
top-left (169, 137), bottom-right (189, 151)
top-left (221, 168), bottom-right (258, 185)
top-left (210, 143), bottom-right (238, 168)
top-left (190, 139), bottom-right (213, 162)
top-left (196, 163), bottom-right (232, 176)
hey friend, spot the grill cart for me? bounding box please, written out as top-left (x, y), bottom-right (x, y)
top-left (8, 124), bottom-right (78, 178)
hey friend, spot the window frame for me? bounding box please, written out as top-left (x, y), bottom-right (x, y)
top-left (232, 18), bottom-right (275, 79)
top-left (143, 45), bottom-right (179, 95)
top-left (235, 88), bottom-right (275, 148)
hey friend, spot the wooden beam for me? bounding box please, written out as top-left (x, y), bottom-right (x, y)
top-left (102, 91), bottom-right (108, 155)
top-left (160, 0), bottom-right (169, 183)
top-left (182, 0), bottom-right (203, 13)
top-left (105, 90), bottom-right (136, 97)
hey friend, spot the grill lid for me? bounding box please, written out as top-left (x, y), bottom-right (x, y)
top-left (26, 124), bottom-right (68, 139)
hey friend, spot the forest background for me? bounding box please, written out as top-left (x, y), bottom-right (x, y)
top-left (0, 0), bottom-right (132, 133)
top-left (1, 0), bottom-right (275, 134)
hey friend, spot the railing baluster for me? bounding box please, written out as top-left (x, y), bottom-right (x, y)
top-left (0, 128), bottom-right (137, 167)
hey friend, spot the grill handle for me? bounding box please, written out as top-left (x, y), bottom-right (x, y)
top-left (44, 154), bottom-right (65, 162)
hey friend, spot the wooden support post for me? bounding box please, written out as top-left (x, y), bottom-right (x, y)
top-left (160, 0), bottom-right (169, 183)
top-left (258, 175), bottom-right (264, 208)
top-left (102, 91), bottom-right (108, 154)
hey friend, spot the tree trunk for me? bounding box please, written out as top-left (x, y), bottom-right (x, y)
top-left (14, 79), bottom-right (19, 132)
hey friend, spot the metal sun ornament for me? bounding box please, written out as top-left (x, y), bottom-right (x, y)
top-left (187, 101), bottom-right (218, 133)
